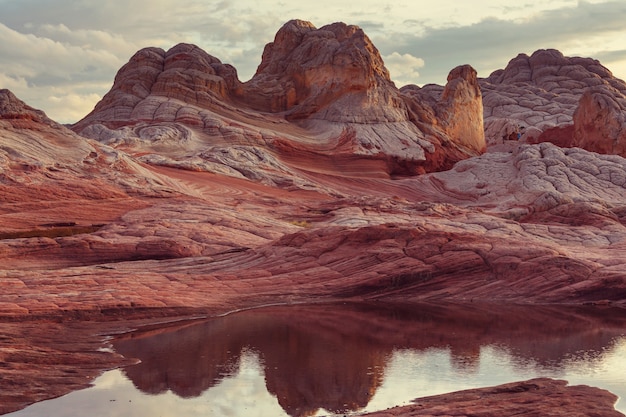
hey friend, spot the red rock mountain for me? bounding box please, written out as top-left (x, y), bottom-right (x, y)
top-left (73, 20), bottom-right (485, 177)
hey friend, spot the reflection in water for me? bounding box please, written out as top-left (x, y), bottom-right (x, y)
top-left (110, 303), bottom-right (626, 417)
top-left (114, 304), bottom-right (391, 416)
top-left (7, 302), bottom-right (626, 417)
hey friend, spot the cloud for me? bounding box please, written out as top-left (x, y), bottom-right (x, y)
top-left (383, 52), bottom-right (426, 86)
top-left (371, 0), bottom-right (626, 85)
top-left (44, 91), bottom-right (104, 123)
top-left (0, 0), bottom-right (285, 122)
top-left (0, 72), bottom-right (29, 91)
top-left (0, 21), bottom-right (133, 122)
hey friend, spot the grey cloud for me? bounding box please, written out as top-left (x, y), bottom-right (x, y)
top-left (594, 49), bottom-right (626, 64)
top-left (372, 0), bottom-right (626, 85)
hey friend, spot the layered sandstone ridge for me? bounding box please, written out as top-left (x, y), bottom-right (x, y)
top-left (73, 20), bottom-right (485, 178)
top-left (1, 89), bottom-right (94, 169)
top-left (480, 49), bottom-right (626, 157)
top-left (0, 89), bottom-right (176, 240)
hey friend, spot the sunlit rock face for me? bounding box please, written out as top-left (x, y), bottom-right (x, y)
top-left (73, 19), bottom-right (485, 177)
top-left (439, 65), bottom-right (486, 153)
top-left (571, 87), bottom-right (626, 156)
top-left (480, 48), bottom-right (626, 156)
top-left (243, 19), bottom-right (400, 121)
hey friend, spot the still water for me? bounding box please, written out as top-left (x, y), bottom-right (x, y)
top-left (8, 302), bottom-right (626, 416)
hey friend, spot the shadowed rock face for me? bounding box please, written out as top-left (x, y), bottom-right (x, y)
top-left (73, 43), bottom-right (243, 129)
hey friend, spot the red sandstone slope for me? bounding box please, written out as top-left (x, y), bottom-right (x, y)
top-left (0, 89), bottom-right (155, 231)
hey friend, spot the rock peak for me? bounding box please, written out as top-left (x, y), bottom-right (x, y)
top-left (246, 19), bottom-right (393, 118)
top-left (439, 65), bottom-right (485, 153)
top-left (0, 88), bottom-right (57, 126)
top-left (74, 20), bottom-right (485, 176)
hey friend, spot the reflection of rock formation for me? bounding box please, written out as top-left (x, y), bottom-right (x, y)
top-left (449, 343), bottom-right (481, 373)
top-left (113, 318), bottom-right (247, 398)
top-left (113, 303), bottom-right (626, 416)
top-left (256, 317), bottom-right (388, 417)
top-left (114, 308), bottom-right (390, 416)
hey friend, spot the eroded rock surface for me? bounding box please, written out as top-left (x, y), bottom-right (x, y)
top-left (73, 20), bottom-right (485, 177)
top-left (480, 49), bottom-right (626, 156)
top-left (364, 378), bottom-right (623, 417)
top-left (571, 87), bottom-right (626, 155)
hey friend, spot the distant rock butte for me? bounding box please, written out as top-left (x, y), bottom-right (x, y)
top-left (480, 49), bottom-right (626, 157)
top-left (73, 19), bottom-right (485, 177)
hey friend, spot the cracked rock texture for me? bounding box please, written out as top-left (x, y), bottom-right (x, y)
top-left (479, 49), bottom-right (626, 157)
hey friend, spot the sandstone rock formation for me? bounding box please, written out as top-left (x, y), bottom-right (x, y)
top-left (364, 378), bottom-right (623, 417)
top-left (2, 20), bottom-right (626, 417)
top-left (242, 20), bottom-right (400, 121)
top-left (73, 20), bottom-right (485, 177)
top-left (571, 87), bottom-right (626, 155)
top-left (480, 49), bottom-right (626, 156)
top-left (1, 88), bottom-right (95, 170)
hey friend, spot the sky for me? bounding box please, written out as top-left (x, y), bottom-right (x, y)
top-left (1, 0), bottom-right (626, 123)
